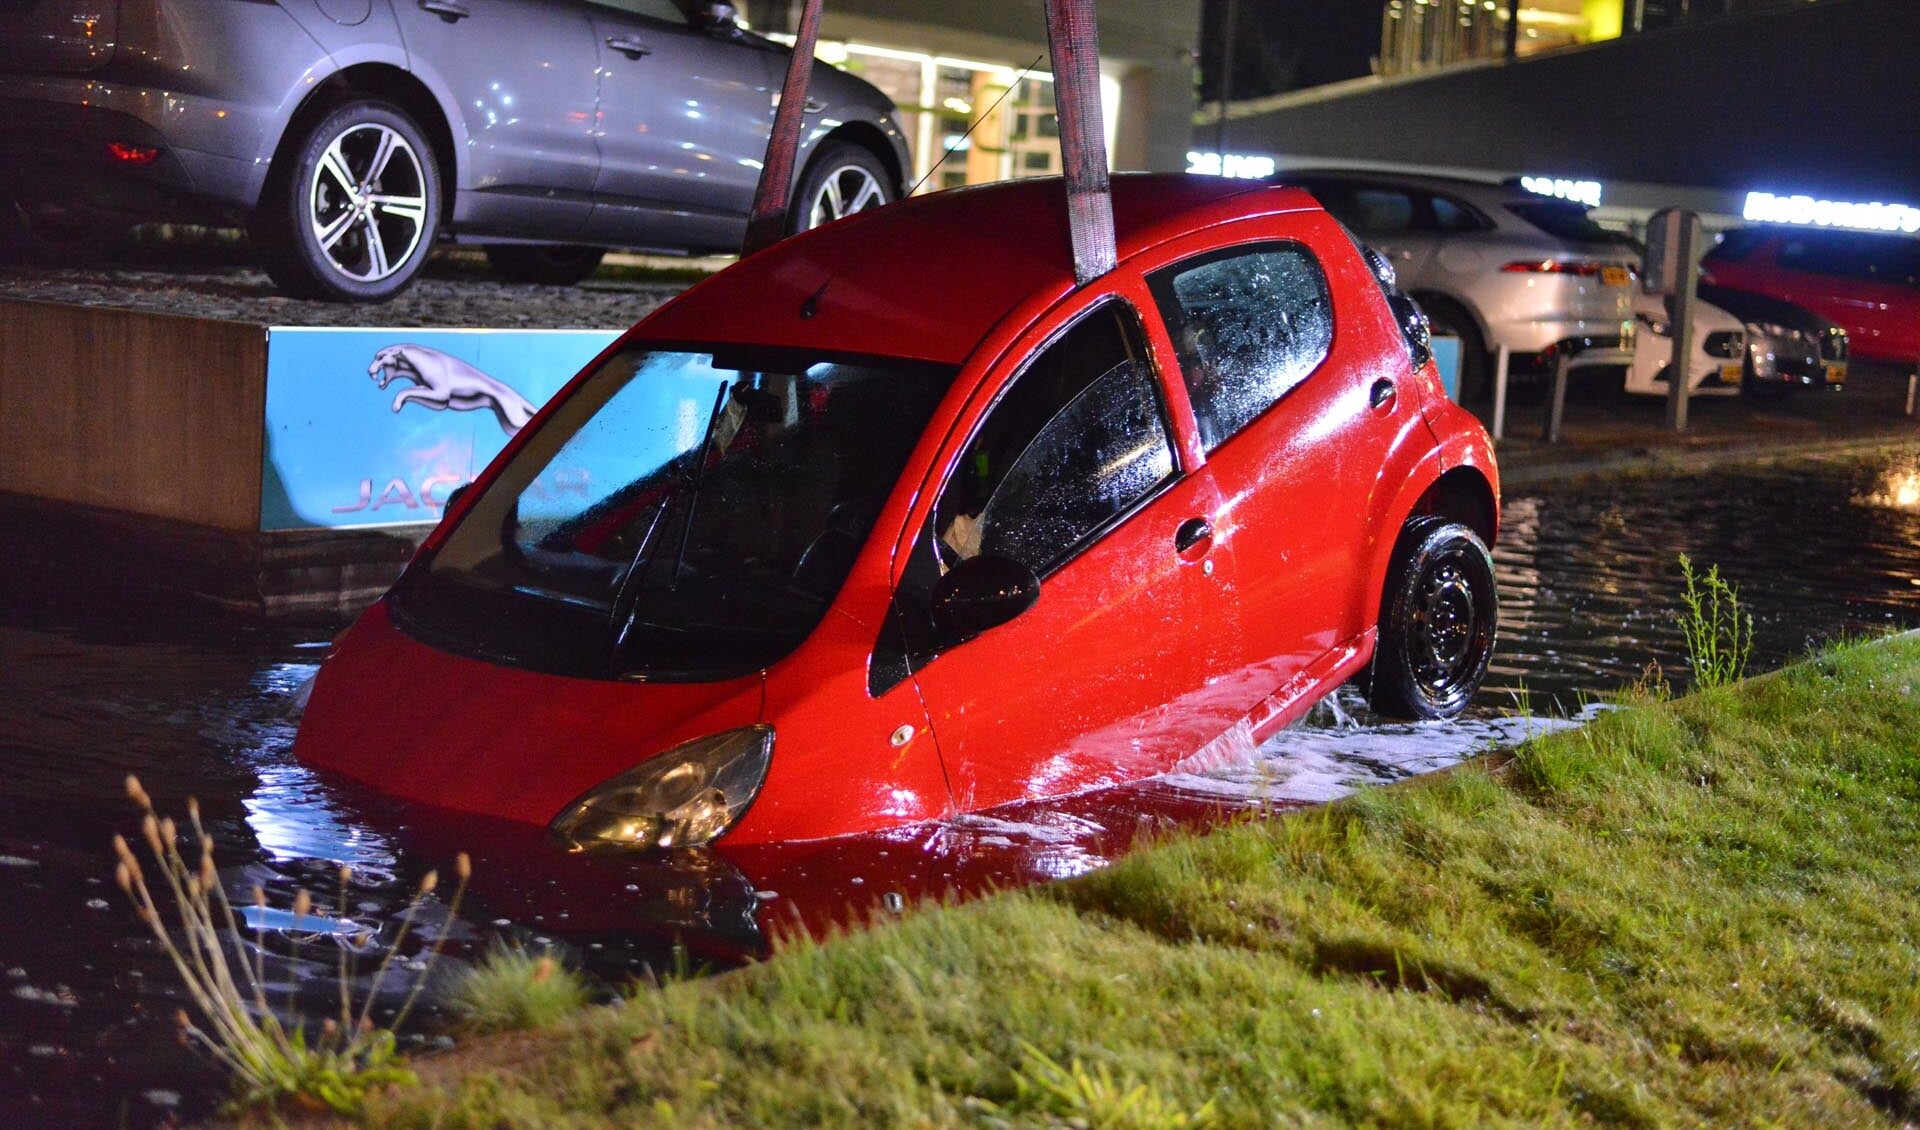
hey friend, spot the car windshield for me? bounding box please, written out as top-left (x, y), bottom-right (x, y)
top-left (393, 345), bottom-right (957, 681)
top-left (1505, 200), bottom-right (1637, 247)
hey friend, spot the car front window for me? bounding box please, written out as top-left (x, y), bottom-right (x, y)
top-left (394, 345), bottom-right (956, 681)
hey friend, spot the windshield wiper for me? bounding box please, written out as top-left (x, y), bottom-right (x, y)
top-left (606, 379), bottom-right (731, 667)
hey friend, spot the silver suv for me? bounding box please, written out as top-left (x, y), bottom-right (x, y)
top-left (0, 0), bottom-right (910, 300)
top-left (1285, 170), bottom-right (1640, 397)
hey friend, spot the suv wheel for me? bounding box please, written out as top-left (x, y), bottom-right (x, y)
top-left (1418, 295), bottom-right (1490, 402)
top-left (257, 99), bottom-right (440, 302)
top-left (790, 143), bottom-right (893, 234)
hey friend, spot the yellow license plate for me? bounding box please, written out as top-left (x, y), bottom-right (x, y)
top-left (1601, 266), bottom-right (1631, 287)
top-left (1720, 363), bottom-right (1743, 384)
top-left (1825, 362), bottom-right (1847, 384)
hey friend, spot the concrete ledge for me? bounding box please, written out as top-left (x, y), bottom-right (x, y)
top-left (0, 491), bottom-right (419, 618)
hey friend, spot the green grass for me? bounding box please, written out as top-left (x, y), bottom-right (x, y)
top-left (319, 632), bottom-right (1920, 1128)
top-left (448, 947), bottom-right (593, 1034)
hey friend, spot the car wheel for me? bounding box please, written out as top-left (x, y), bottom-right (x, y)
top-left (1368, 516), bottom-right (1497, 720)
top-left (256, 99), bottom-right (440, 302)
top-left (484, 244), bottom-right (607, 286)
top-left (789, 143), bottom-right (893, 234)
top-left (1418, 296), bottom-right (1490, 402)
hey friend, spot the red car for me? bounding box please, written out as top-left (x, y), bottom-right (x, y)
top-left (293, 174), bottom-right (1500, 850)
top-left (1702, 226), bottom-right (1920, 364)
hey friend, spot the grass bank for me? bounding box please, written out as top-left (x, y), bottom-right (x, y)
top-left (325, 633), bottom-right (1920, 1127)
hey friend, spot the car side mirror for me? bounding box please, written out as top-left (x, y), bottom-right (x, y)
top-left (930, 554), bottom-right (1040, 639)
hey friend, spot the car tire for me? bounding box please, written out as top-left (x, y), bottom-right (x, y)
top-left (1367, 516), bottom-right (1497, 720)
top-left (1418, 296), bottom-right (1490, 403)
top-left (484, 244), bottom-right (607, 286)
top-left (789, 143), bottom-right (894, 234)
top-left (255, 99), bottom-right (440, 302)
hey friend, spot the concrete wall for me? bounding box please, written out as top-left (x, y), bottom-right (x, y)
top-left (811, 0), bottom-right (1201, 173)
top-left (0, 299), bottom-right (266, 530)
top-left (1210, 0), bottom-right (1917, 202)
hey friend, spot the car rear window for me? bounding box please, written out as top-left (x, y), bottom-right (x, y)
top-left (1147, 242), bottom-right (1334, 453)
top-left (1506, 201), bottom-right (1636, 246)
top-left (1778, 231), bottom-right (1920, 285)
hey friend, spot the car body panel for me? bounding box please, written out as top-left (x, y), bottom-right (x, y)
top-left (1702, 227), bottom-right (1920, 363)
top-left (294, 174), bottom-right (1501, 844)
top-left (389, 0), bottom-right (598, 239)
top-left (1625, 291), bottom-right (1746, 397)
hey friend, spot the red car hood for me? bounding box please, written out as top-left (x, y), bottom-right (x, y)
top-left (293, 602), bottom-right (764, 828)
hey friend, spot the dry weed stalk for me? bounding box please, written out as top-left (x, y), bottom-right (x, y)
top-left (113, 774), bottom-right (470, 1112)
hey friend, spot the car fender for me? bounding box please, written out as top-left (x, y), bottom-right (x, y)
top-left (1359, 421), bottom-right (1500, 637)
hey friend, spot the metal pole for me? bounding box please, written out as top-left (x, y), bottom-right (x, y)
top-left (1491, 344), bottom-right (1510, 440)
top-left (1665, 212), bottom-right (1702, 433)
top-left (741, 0), bottom-right (824, 257)
top-left (1214, 0), bottom-right (1236, 160)
top-left (1545, 351), bottom-right (1570, 443)
top-left (1044, 0), bottom-right (1116, 285)
top-left (1504, 0), bottom-right (1520, 60)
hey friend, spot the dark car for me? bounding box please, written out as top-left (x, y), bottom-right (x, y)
top-left (294, 174), bottom-right (1501, 850)
top-left (1702, 226), bottom-right (1920, 364)
top-left (0, 0), bottom-right (910, 300)
top-left (1697, 282), bottom-right (1849, 397)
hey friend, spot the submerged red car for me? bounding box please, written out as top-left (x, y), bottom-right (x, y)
top-left (294, 174), bottom-right (1501, 850)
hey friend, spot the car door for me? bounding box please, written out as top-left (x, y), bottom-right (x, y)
top-left (882, 295), bottom-right (1251, 814)
top-left (390, 0), bottom-right (599, 238)
top-left (1776, 233), bottom-right (1920, 361)
top-left (1144, 224), bottom-right (1433, 711)
top-left (581, 0), bottom-right (777, 247)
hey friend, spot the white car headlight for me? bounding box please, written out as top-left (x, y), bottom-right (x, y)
top-left (550, 726), bottom-right (773, 851)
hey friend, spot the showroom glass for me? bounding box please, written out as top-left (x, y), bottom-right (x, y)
top-left (396, 346), bottom-right (956, 681)
top-left (1148, 242), bottom-right (1334, 453)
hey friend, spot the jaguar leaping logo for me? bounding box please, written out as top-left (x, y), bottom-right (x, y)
top-left (368, 344), bottom-right (536, 436)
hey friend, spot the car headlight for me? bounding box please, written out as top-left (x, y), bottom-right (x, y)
top-left (1635, 311), bottom-right (1671, 337)
top-left (550, 726), bottom-right (773, 851)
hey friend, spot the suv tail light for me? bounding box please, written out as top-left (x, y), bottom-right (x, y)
top-left (105, 142), bottom-right (161, 165)
top-left (1500, 259), bottom-right (1634, 277)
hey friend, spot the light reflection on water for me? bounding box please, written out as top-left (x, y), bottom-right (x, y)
top-left (5, 445), bottom-right (1920, 1125)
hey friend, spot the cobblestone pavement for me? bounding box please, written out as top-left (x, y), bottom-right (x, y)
top-left (0, 239), bottom-right (709, 329)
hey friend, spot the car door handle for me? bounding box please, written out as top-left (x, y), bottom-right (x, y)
top-left (605, 35), bottom-right (653, 58)
top-left (1369, 378), bottom-right (1397, 410)
top-left (1174, 516), bottom-right (1212, 554)
top-left (419, 0), bottom-right (469, 20)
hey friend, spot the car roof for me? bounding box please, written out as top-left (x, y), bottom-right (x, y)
top-left (634, 173), bottom-right (1324, 365)
top-left (1277, 167), bottom-right (1534, 205)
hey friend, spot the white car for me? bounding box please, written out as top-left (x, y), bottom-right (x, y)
top-left (1285, 170), bottom-right (1640, 399)
top-left (1624, 291), bottom-right (1747, 398)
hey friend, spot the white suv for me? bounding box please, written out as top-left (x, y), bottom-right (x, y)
top-left (1286, 170), bottom-right (1640, 398)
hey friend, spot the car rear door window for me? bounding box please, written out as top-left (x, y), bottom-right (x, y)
top-left (1429, 194), bottom-right (1486, 232)
top-left (1148, 243), bottom-right (1334, 453)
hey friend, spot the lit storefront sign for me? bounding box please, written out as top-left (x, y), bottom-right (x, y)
top-left (1742, 190), bottom-right (1920, 234)
top-left (1520, 175), bottom-right (1603, 207)
top-left (1187, 151), bottom-right (1277, 179)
